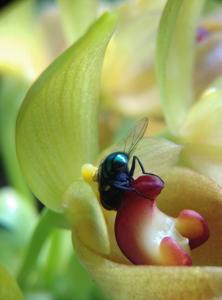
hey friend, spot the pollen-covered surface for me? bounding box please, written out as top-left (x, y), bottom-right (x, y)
top-left (81, 164), bottom-right (98, 183)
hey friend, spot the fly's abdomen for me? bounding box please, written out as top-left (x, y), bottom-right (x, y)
top-left (99, 184), bottom-right (124, 211)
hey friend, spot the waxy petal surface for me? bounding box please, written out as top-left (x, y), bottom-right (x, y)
top-left (180, 80), bottom-right (222, 145)
top-left (156, 0), bottom-right (205, 134)
top-left (179, 80), bottom-right (222, 184)
top-left (63, 180), bottom-right (110, 255)
top-left (74, 235), bottom-right (222, 300)
top-left (16, 13), bottom-right (117, 212)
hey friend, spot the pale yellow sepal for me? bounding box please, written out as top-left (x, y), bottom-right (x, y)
top-left (156, 0), bottom-right (205, 134)
top-left (63, 180), bottom-right (110, 256)
top-left (179, 80), bottom-right (222, 185)
top-left (180, 79), bottom-right (222, 145)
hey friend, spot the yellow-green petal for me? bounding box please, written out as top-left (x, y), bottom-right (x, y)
top-left (177, 80), bottom-right (222, 185)
top-left (16, 13), bottom-right (117, 212)
top-left (156, 0), bottom-right (205, 134)
top-left (180, 79), bottom-right (222, 145)
top-left (0, 264), bottom-right (23, 300)
top-left (64, 180), bottom-right (110, 255)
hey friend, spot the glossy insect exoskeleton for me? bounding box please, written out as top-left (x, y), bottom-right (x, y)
top-left (97, 118), bottom-right (152, 210)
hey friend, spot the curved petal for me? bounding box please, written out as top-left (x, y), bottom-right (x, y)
top-left (156, 0), bottom-right (205, 134)
top-left (16, 13), bottom-right (117, 212)
top-left (158, 167), bottom-right (222, 266)
top-left (63, 180), bottom-right (110, 255)
top-left (179, 81), bottom-right (222, 185)
top-left (73, 235), bottom-right (222, 300)
top-left (180, 80), bottom-right (222, 145)
top-left (180, 144), bottom-right (222, 187)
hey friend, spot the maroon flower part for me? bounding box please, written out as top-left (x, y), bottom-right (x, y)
top-left (115, 175), bottom-right (209, 266)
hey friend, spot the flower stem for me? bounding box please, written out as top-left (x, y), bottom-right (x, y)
top-left (17, 208), bottom-right (69, 288)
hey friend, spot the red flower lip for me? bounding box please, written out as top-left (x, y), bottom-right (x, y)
top-left (115, 175), bottom-right (209, 266)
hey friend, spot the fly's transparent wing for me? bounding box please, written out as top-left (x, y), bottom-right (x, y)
top-left (97, 117), bottom-right (148, 164)
top-left (123, 117), bottom-right (149, 157)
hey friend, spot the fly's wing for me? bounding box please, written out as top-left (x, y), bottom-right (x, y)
top-left (123, 117), bottom-right (149, 157)
top-left (97, 117), bottom-right (148, 164)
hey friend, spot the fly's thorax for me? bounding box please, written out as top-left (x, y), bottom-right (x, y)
top-left (102, 152), bottom-right (129, 177)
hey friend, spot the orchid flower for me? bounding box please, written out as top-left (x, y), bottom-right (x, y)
top-left (16, 5), bottom-right (222, 299)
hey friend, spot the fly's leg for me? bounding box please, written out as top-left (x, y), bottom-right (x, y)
top-left (129, 156), bottom-right (164, 184)
top-left (110, 181), bottom-right (136, 192)
top-left (110, 181), bottom-right (150, 200)
top-left (129, 155), bottom-right (148, 176)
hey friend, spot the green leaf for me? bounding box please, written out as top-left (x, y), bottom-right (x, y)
top-left (0, 264), bottom-right (23, 300)
top-left (16, 13), bottom-right (117, 212)
top-left (156, 0), bottom-right (205, 134)
top-left (58, 0), bottom-right (97, 44)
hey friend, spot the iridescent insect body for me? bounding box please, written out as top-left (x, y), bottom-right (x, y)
top-left (97, 118), bottom-right (154, 210)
